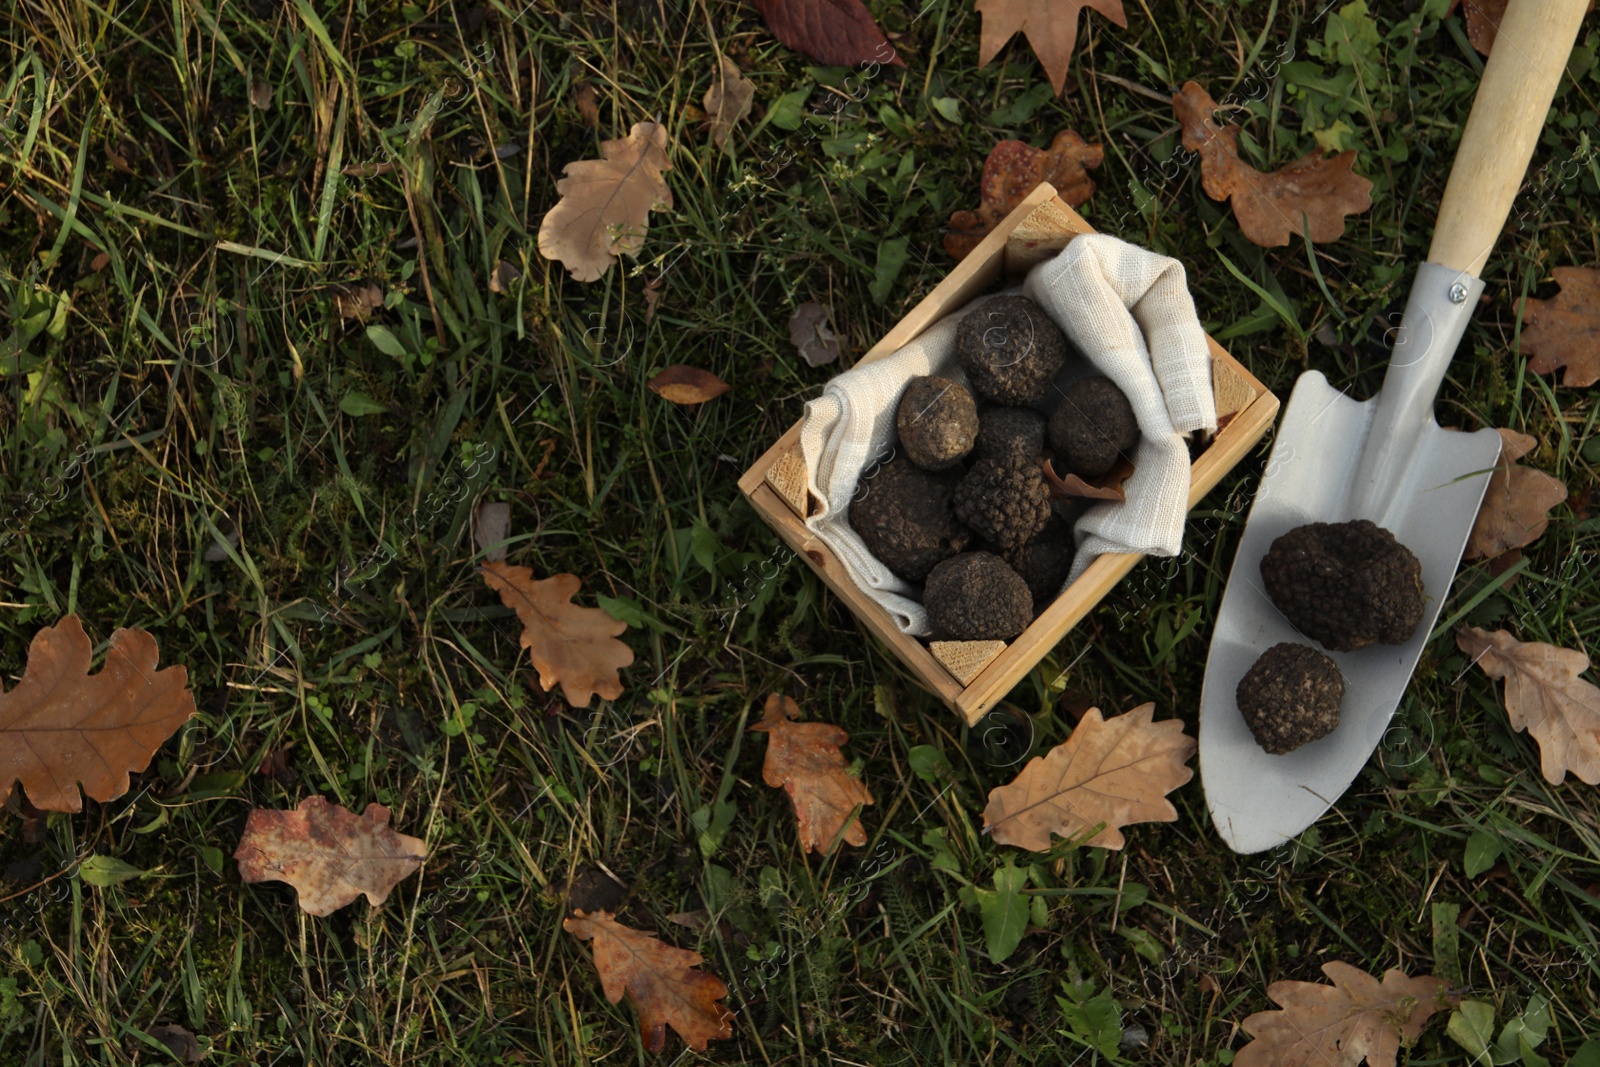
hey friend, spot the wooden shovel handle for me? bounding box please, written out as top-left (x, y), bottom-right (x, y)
top-left (1429, 0), bottom-right (1589, 276)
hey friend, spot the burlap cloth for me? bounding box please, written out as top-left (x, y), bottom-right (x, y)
top-left (798, 234), bottom-right (1218, 637)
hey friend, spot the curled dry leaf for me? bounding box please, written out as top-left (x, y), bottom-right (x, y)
top-left (1236, 961), bottom-right (1451, 1067)
top-left (148, 1023), bottom-right (206, 1063)
top-left (750, 694), bottom-right (874, 854)
top-left (1174, 81), bottom-right (1372, 248)
top-left (975, 0), bottom-right (1126, 95)
top-left (488, 260), bottom-right (521, 294)
top-left (573, 80), bottom-right (600, 128)
top-left (1465, 429), bottom-right (1566, 562)
top-left (537, 122), bottom-right (673, 283)
top-left (481, 560), bottom-right (633, 707)
top-left (1518, 266), bottom-right (1600, 388)
top-left (982, 703), bottom-right (1194, 851)
top-left (0, 615), bottom-right (196, 812)
top-left (331, 282), bottom-right (383, 322)
top-left (703, 53), bottom-right (754, 152)
top-left (1456, 627), bottom-right (1600, 785)
top-left (647, 365), bottom-right (731, 405)
top-left (233, 796), bottom-right (426, 917)
top-left (788, 302), bottom-right (842, 367)
top-left (1041, 456), bottom-right (1132, 503)
top-left (750, 0), bottom-right (905, 69)
top-left (945, 131), bottom-right (1103, 260)
top-left (1447, 0), bottom-right (1593, 56)
top-left (564, 909), bottom-right (735, 1053)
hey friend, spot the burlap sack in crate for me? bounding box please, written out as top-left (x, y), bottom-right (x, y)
top-left (800, 234), bottom-right (1218, 637)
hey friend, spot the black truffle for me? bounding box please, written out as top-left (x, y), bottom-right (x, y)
top-left (848, 456), bottom-right (971, 582)
top-left (924, 552), bottom-right (1034, 640)
top-left (953, 457), bottom-right (1052, 550)
top-left (956, 295), bottom-right (1070, 405)
top-left (998, 514), bottom-right (1076, 609)
top-left (1236, 643), bottom-right (1345, 754)
top-left (898, 376), bottom-right (979, 471)
top-left (1259, 520), bottom-right (1425, 652)
top-left (973, 406), bottom-right (1047, 465)
top-left (1047, 376), bottom-right (1140, 478)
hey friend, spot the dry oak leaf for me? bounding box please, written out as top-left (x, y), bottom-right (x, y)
top-left (1042, 456), bottom-right (1132, 503)
top-left (750, 0), bottom-right (905, 69)
top-left (647, 365), bottom-right (732, 405)
top-left (750, 694), bottom-right (874, 854)
top-left (703, 53), bottom-right (754, 152)
top-left (564, 909), bottom-right (735, 1053)
top-left (233, 796), bottom-right (426, 917)
top-left (537, 122), bottom-right (672, 283)
top-left (481, 560), bottom-right (633, 707)
top-left (1518, 266), bottom-right (1600, 388)
top-left (1456, 627), bottom-right (1600, 785)
top-left (1174, 81), bottom-right (1372, 248)
top-left (1236, 961), bottom-right (1451, 1067)
top-left (945, 131), bottom-right (1103, 260)
top-left (1464, 429), bottom-right (1566, 562)
top-left (1447, 0), bottom-right (1593, 56)
top-left (982, 703), bottom-right (1194, 851)
top-left (975, 0), bottom-right (1126, 96)
top-left (0, 615), bottom-right (195, 813)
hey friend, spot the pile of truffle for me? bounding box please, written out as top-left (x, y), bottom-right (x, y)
top-left (847, 295), bottom-right (1140, 643)
top-left (1236, 519), bottom-right (1426, 754)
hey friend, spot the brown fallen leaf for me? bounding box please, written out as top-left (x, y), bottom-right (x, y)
top-left (249, 78), bottom-right (273, 112)
top-left (945, 131), bottom-right (1103, 260)
top-left (750, 694), bottom-right (874, 854)
top-left (331, 282), bottom-right (383, 322)
top-left (643, 276), bottom-right (664, 322)
top-left (647, 365), bottom-right (731, 405)
top-left (574, 79), bottom-right (600, 128)
top-left (480, 560), bottom-right (633, 707)
top-left (1464, 429), bottom-right (1566, 562)
top-left (982, 703), bottom-right (1194, 851)
top-left (788, 302), bottom-right (842, 367)
top-left (148, 1023), bottom-right (206, 1063)
top-left (1519, 266), bottom-right (1600, 388)
top-left (233, 796), bottom-right (426, 917)
top-left (975, 0), bottom-right (1126, 96)
top-left (1174, 81), bottom-right (1372, 248)
top-left (1041, 456), bottom-right (1132, 503)
top-left (750, 0), bottom-right (906, 69)
top-left (564, 909), bottom-right (735, 1053)
top-left (703, 53), bottom-right (754, 153)
top-left (1236, 961), bottom-right (1451, 1067)
top-left (1447, 0), bottom-right (1593, 56)
top-left (0, 615), bottom-right (196, 813)
top-left (1456, 627), bottom-right (1600, 785)
top-left (537, 122), bottom-right (673, 283)
top-left (488, 259), bottom-right (522, 294)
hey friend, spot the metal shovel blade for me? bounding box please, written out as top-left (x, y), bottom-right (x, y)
top-left (1199, 263), bottom-right (1504, 854)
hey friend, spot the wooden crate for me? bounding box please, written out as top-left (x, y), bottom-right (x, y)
top-left (737, 183), bottom-right (1279, 726)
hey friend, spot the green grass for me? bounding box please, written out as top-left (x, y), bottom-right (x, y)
top-left (1, 0), bottom-right (1598, 1062)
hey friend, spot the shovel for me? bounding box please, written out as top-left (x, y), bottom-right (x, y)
top-left (1198, 0), bottom-right (1591, 854)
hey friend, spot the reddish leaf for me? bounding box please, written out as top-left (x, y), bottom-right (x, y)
top-left (1519, 266), bottom-right (1600, 388)
top-left (974, 0), bottom-right (1127, 95)
top-left (233, 796), bottom-right (426, 916)
top-left (750, 0), bottom-right (905, 69)
top-left (1174, 81), bottom-right (1372, 248)
top-left (647, 365), bottom-right (731, 405)
top-left (945, 131), bottom-right (1103, 259)
top-left (1041, 456), bottom-right (1132, 502)
top-left (564, 909), bottom-right (735, 1052)
top-left (750, 694), bottom-right (874, 854)
top-left (1465, 429), bottom-right (1567, 562)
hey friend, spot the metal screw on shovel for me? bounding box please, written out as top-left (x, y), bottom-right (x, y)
top-left (1197, 0), bottom-right (1592, 854)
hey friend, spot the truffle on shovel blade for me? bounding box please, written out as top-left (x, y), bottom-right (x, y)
top-left (1047, 376), bottom-right (1140, 478)
top-left (897, 376), bottom-right (979, 471)
top-left (924, 552), bottom-right (1033, 641)
top-left (1259, 519), bottom-right (1425, 652)
top-left (954, 457), bottom-right (1052, 549)
top-left (1236, 643), bottom-right (1345, 755)
top-left (847, 456), bottom-right (971, 582)
top-left (956, 295), bottom-right (1069, 405)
